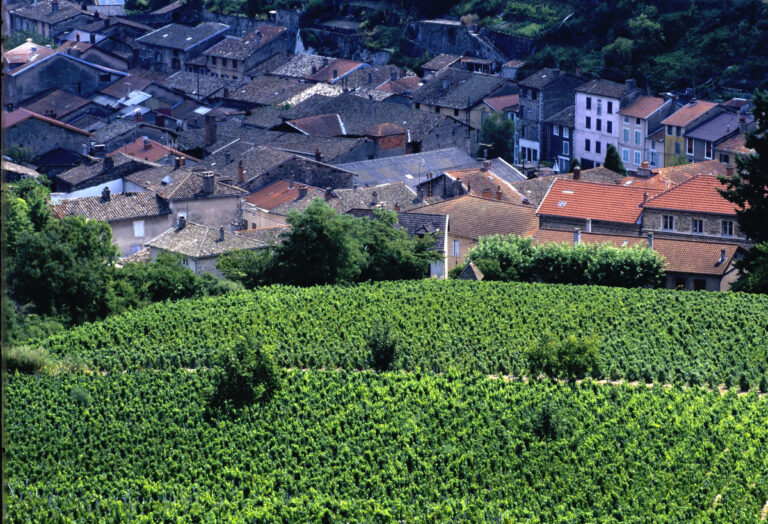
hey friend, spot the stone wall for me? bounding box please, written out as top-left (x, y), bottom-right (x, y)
top-left (642, 209), bottom-right (745, 242)
top-left (539, 216), bottom-right (642, 236)
top-left (410, 21), bottom-right (507, 64)
top-left (6, 118), bottom-right (90, 157)
top-left (243, 158), bottom-right (356, 192)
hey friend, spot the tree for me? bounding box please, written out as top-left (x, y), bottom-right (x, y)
top-left (480, 113), bottom-right (515, 161)
top-left (217, 248), bottom-right (277, 288)
top-left (4, 30), bottom-right (52, 49)
top-left (6, 145), bottom-right (34, 165)
top-left (9, 177), bottom-right (51, 232)
top-left (526, 332), bottom-right (601, 380)
top-left (569, 158), bottom-right (581, 173)
top-left (369, 320), bottom-right (398, 371)
top-left (719, 90), bottom-right (768, 243)
top-left (603, 143), bottom-right (627, 176)
top-left (8, 216), bottom-right (119, 325)
top-left (729, 242), bottom-right (768, 293)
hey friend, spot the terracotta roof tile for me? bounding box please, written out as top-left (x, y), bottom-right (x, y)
top-left (661, 100), bottom-right (718, 127)
top-left (107, 136), bottom-right (196, 163)
top-left (306, 59), bottom-right (365, 83)
top-left (443, 168), bottom-right (524, 203)
top-left (4, 40), bottom-right (56, 67)
top-left (203, 26), bottom-right (286, 60)
top-left (619, 96), bottom-right (666, 118)
top-left (537, 179), bottom-right (660, 224)
top-left (2, 108), bottom-right (92, 135)
top-left (53, 191), bottom-right (170, 222)
top-left (620, 159), bottom-right (728, 191)
top-left (535, 229), bottom-right (740, 276)
top-left (717, 133), bottom-right (753, 154)
top-left (412, 195), bottom-right (538, 240)
top-left (421, 54), bottom-right (462, 71)
top-left (483, 94), bottom-right (519, 113)
top-left (23, 89), bottom-right (91, 120)
top-left (376, 76), bottom-right (422, 93)
top-left (245, 179), bottom-right (324, 210)
top-left (642, 174), bottom-right (738, 216)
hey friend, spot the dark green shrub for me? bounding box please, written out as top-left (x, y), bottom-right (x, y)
top-left (525, 333), bottom-right (600, 380)
top-left (739, 373), bottom-right (750, 392)
top-left (369, 321), bottom-right (398, 372)
top-left (759, 375), bottom-right (768, 393)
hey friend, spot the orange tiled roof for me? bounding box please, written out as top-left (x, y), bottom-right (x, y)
top-left (619, 96), bottom-right (666, 119)
top-left (535, 228), bottom-right (740, 276)
top-left (483, 94), bottom-right (519, 113)
top-left (362, 123), bottom-right (407, 137)
top-left (106, 136), bottom-right (196, 163)
top-left (620, 159), bottom-right (728, 191)
top-left (306, 59), bottom-right (364, 83)
top-left (717, 133), bottom-right (753, 155)
top-left (244, 179), bottom-right (323, 210)
top-left (642, 174), bottom-right (739, 216)
top-left (444, 168), bottom-right (524, 203)
top-left (537, 179), bottom-right (659, 224)
top-left (411, 195), bottom-right (538, 240)
top-left (661, 100), bottom-right (718, 127)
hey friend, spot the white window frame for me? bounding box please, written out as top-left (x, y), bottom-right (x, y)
top-left (622, 148), bottom-right (630, 163)
top-left (623, 127), bottom-right (630, 142)
top-left (133, 220), bottom-right (145, 238)
top-left (563, 127), bottom-right (569, 138)
top-left (451, 239), bottom-right (460, 257)
top-left (722, 220), bottom-right (734, 237)
top-left (663, 215), bottom-right (674, 231)
top-left (692, 218), bottom-right (704, 234)
top-left (704, 141), bottom-right (713, 159)
top-left (686, 137), bottom-right (694, 155)
top-left (633, 150), bottom-right (641, 165)
top-left (624, 115), bottom-right (630, 124)
top-left (553, 124), bottom-right (559, 136)
top-left (563, 141), bottom-right (569, 155)
top-left (634, 129), bottom-right (642, 145)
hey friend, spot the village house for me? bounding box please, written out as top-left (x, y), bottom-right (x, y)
top-left (411, 195), bottom-right (539, 273)
top-left (641, 173), bottom-right (747, 243)
top-left (617, 95), bottom-right (675, 172)
top-left (135, 22), bottom-right (229, 74)
top-left (53, 152), bottom-right (156, 193)
top-left (145, 218), bottom-right (267, 276)
top-left (683, 111), bottom-right (754, 164)
top-left (534, 229), bottom-right (743, 292)
top-left (481, 94), bottom-right (519, 124)
top-left (2, 108), bottom-right (92, 158)
top-left (52, 186), bottom-right (171, 255)
top-left (8, 0), bottom-right (95, 40)
top-left (58, 38), bottom-right (130, 71)
top-left (573, 78), bottom-right (643, 169)
top-left (517, 68), bottom-right (583, 165)
top-left (202, 25), bottom-right (289, 80)
top-left (415, 161), bottom-right (525, 204)
top-left (715, 133), bottom-right (753, 168)
top-left (3, 39), bottom-right (56, 72)
top-left (543, 105), bottom-right (575, 173)
top-left (510, 166), bottom-right (625, 207)
top-left (660, 99), bottom-right (721, 166)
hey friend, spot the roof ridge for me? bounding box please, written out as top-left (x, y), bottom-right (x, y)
top-left (643, 173), bottom-right (707, 205)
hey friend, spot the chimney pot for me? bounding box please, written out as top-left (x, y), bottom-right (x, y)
top-left (647, 232), bottom-right (654, 249)
top-left (314, 147), bottom-right (322, 162)
top-left (237, 160), bottom-right (244, 183)
top-left (102, 186), bottom-right (111, 201)
top-left (573, 166), bottom-right (581, 180)
top-left (573, 228), bottom-right (581, 245)
top-left (394, 202), bottom-right (400, 212)
top-left (219, 226), bottom-right (225, 241)
top-left (298, 185), bottom-right (308, 198)
top-left (202, 173), bottom-right (215, 195)
top-left (89, 33), bottom-right (96, 44)
top-left (725, 165), bottom-right (735, 177)
top-left (719, 249), bottom-right (726, 264)
top-left (178, 216), bottom-right (186, 229)
top-left (103, 156), bottom-right (114, 171)
top-left (175, 156), bottom-right (182, 169)
top-left (482, 160), bottom-right (492, 171)
top-left (143, 137), bottom-right (151, 150)
top-left (585, 218), bottom-right (592, 232)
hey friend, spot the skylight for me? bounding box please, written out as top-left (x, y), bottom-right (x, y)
top-left (562, 190), bottom-right (574, 194)
top-left (558, 201), bottom-right (567, 207)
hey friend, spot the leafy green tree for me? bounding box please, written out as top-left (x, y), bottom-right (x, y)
top-left (729, 242), bottom-right (768, 293)
top-left (9, 177), bottom-right (51, 232)
top-left (8, 216), bottom-right (119, 325)
top-left (368, 320), bottom-right (398, 371)
top-left (217, 248), bottom-right (277, 288)
top-left (3, 195), bottom-right (34, 254)
top-left (209, 335), bottom-right (281, 413)
top-left (526, 333), bottom-right (601, 380)
top-left (6, 145), bottom-right (34, 165)
top-left (4, 30), bottom-right (52, 49)
top-left (480, 113), bottom-right (515, 161)
top-left (603, 143), bottom-right (627, 176)
top-left (569, 158), bottom-right (581, 173)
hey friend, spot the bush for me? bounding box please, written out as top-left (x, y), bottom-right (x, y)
top-left (759, 375), bottom-right (768, 393)
top-left (369, 321), bottom-right (398, 372)
top-left (5, 346), bottom-right (51, 374)
top-left (209, 335), bottom-right (281, 413)
top-left (525, 333), bottom-right (601, 380)
top-left (739, 373), bottom-right (750, 392)
top-left (70, 387), bottom-right (91, 405)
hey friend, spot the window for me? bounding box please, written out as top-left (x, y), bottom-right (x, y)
top-left (606, 121), bottom-right (612, 134)
top-left (596, 119), bottom-right (602, 132)
top-left (686, 137), bottom-right (694, 155)
top-left (531, 90), bottom-right (537, 100)
top-left (692, 218), bottom-right (704, 234)
top-left (173, 49), bottom-right (179, 57)
top-left (633, 150), bottom-right (642, 165)
top-left (434, 105), bottom-right (440, 113)
top-left (563, 127), bottom-right (569, 138)
top-left (693, 279), bottom-right (707, 291)
top-left (720, 152), bottom-right (730, 164)
top-left (585, 139), bottom-right (591, 152)
top-left (553, 124), bottom-right (559, 136)
top-left (222, 58), bottom-right (227, 67)
top-left (586, 97), bottom-right (592, 110)
top-left (506, 111), bottom-right (512, 120)
top-left (675, 142), bottom-right (682, 155)
top-left (522, 125), bottom-right (527, 139)
top-left (181, 258), bottom-right (189, 266)
top-left (451, 239), bottom-right (460, 257)
top-left (667, 125), bottom-right (673, 135)
top-left (663, 215), bottom-right (674, 230)
top-left (634, 130), bottom-right (642, 145)
top-left (597, 99), bottom-right (602, 115)
top-left (623, 128), bottom-right (630, 142)
top-left (651, 141), bottom-right (656, 150)
top-left (622, 148), bottom-right (629, 162)
top-left (649, 151), bottom-right (658, 166)
top-left (635, 118), bottom-right (641, 125)
top-left (586, 116), bottom-right (591, 129)
top-left (453, 108), bottom-right (459, 116)
top-left (521, 88), bottom-right (528, 98)
top-left (722, 220), bottom-right (734, 236)
top-left (562, 141), bottom-right (569, 155)
top-left (211, 57), bottom-right (216, 65)
top-left (595, 141), bottom-right (601, 154)
top-left (607, 101), bottom-right (613, 114)
top-left (414, 102), bottom-right (420, 109)
top-left (704, 141), bottom-right (713, 159)
top-left (674, 277), bottom-right (687, 290)
top-left (519, 107), bottom-right (525, 119)
top-left (133, 220), bottom-right (145, 238)
top-left (676, 127), bottom-right (682, 137)
top-left (624, 115), bottom-right (630, 124)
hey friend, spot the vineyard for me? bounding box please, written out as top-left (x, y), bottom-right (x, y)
top-left (36, 280), bottom-right (768, 385)
top-left (6, 370), bottom-right (768, 521)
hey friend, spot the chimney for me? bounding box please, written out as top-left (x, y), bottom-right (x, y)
top-left (205, 113), bottom-right (216, 146)
top-left (76, 32), bottom-right (80, 42)
top-left (573, 228), bottom-right (581, 245)
top-left (143, 136), bottom-right (151, 150)
top-left (394, 202), bottom-right (400, 212)
top-left (689, 98), bottom-right (698, 106)
top-left (573, 166), bottom-right (581, 180)
top-left (482, 160), bottom-right (492, 171)
top-left (371, 190), bottom-right (378, 204)
top-left (202, 173), bottom-right (215, 195)
top-left (322, 57), bottom-right (329, 67)
top-left (89, 33), bottom-right (96, 44)
top-left (224, 151), bottom-right (231, 165)
top-left (585, 218), bottom-right (592, 232)
top-left (125, 82), bottom-right (131, 99)
top-left (298, 185), bottom-right (308, 198)
top-left (311, 65), bottom-right (317, 74)
top-left (219, 226), bottom-right (225, 241)
top-left (482, 188), bottom-right (492, 199)
top-left (332, 69), bottom-right (338, 80)
top-left (155, 114), bottom-right (165, 129)
top-left (637, 161), bottom-right (651, 178)
top-left (51, 0), bottom-right (59, 13)
top-left (719, 249), bottom-right (726, 264)
top-left (103, 156), bottom-right (114, 171)
top-left (625, 78), bottom-right (636, 92)
top-left (237, 160), bottom-right (244, 183)
top-left (739, 116), bottom-right (748, 132)
top-left (643, 191), bottom-right (648, 203)
top-left (725, 165), bottom-right (734, 177)
top-left (496, 185), bottom-right (502, 200)
top-left (325, 187), bottom-right (334, 200)
top-left (390, 70), bottom-right (397, 81)
top-left (178, 216), bottom-right (186, 229)
top-left (289, 180), bottom-right (295, 189)
top-left (102, 186), bottom-right (111, 201)
top-left (647, 232), bottom-right (654, 249)
top-left (353, 183), bottom-right (358, 191)
top-left (135, 111), bottom-right (142, 122)
top-left (314, 148), bottom-right (322, 162)
top-left (179, 157), bottom-right (185, 168)
top-left (174, 156), bottom-right (182, 169)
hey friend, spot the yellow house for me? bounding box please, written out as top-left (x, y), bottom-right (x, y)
top-left (660, 100), bottom-right (719, 166)
top-left (715, 133), bottom-right (753, 168)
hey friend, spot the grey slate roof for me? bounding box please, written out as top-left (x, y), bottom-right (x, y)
top-left (336, 148), bottom-right (476, 188)
top-left (55, 153), bottom-right (157, 187)
top-left (575, 79), bottom-right (629, 99)
top-left (236, 225), bottom-right (290, 245)
top-left (203, 26), bottom-right (286, 60)
top-left (136, 22), bottom-right (229, 51)
top-left (458, 261), bottom-right (484, 280)
top-left (10, 0), bottom-right (86, 24)
top-left (510, 167), bottom-right (624, 206)
top-left (421, 54), bottom-right (462, 71)
top-left (269, 53), bottom-right (332, 79)
top-left (162, 71), bottom-right (245, 99)
top-left (125, 167), bottom-right (248, 200)
top-left (333, 182), bottom-right (422, 213)
top-left (519, 68), bottom-right (566, 90)
top-left (545, 105), bottom-right (575, 128)
top-left (225, 76), bottom-right (309, 106)
top-left (410, 69), bottom-right (506, 109)
top-left (53, 191), bottom-right (170, 222)
top-left (685, 112), bottom-right (754, 143)
top-left (242, 106), bottom-right (288, 129)
top-left (146, 221), bottom-right (267, 258)
top-left (92, 119), bottom-right (141, 144)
